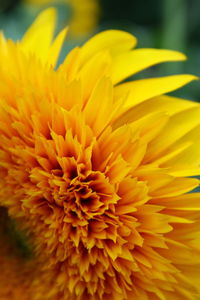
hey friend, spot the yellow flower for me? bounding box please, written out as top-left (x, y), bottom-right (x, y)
top-left (25, 0), bottom-right (100, 37)
top-left (0, 8), bottom-right (200, 300)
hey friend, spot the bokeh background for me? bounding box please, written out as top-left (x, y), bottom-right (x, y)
top-left (0, 0), bottom-right (199, 101)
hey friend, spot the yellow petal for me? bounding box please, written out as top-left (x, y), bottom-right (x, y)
top-left (47, 27), bottom-right (68, 67)
top-left (151, 177), bottom-right (199, 198)
top-left (114, 74), bottom-right (197, 115)
top-left (21, 8), bottom-right (56, 63)
top-left (146, 106), bottom-right (200, 162)
top-left (129, 112), bottom-right (169, 143)
top-left (168, 215), bottom-right (194, 224)
top-left (113, 94), bottom-right (198, 129)
top-left (153, 193), bottom-right (200, 211)
top-left (83, 77), bottom-right (114, 136)
top-left (162, 134), bottom-right (200, 177)
top-left (135, 167), bottom-right (174, 192)
top-left (111, 48), bottom-right (186, 84)
top-left (169, 167), bottom-right (200, 177)
top-left (80, 30), bottom-right (137, 66)
top-left (59, 47), bottom-right (82, 81)
top-left (79, 51), bottom-right (111, 102)
top-left (153, 142), bottom-right (192, 166)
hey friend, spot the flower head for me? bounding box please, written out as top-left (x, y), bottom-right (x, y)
top-left (0, 8), bottom-right (200, 300)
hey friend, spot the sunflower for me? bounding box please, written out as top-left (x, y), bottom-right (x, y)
top-left (0, 8), bottom-right (200, 300)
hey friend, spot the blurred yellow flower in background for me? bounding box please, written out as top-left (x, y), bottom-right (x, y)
top-left (25, 0), bottom-right (100, 37)
top-left (0, 8), bottom-right (200, 300)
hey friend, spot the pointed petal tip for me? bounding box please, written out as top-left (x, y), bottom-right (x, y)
top-left (28, 7), bottom-right (57, 28)
top-left (148, 48), bottom-right (187, 61)
top-left (38, 7), bottom-right (57, 19)
top-left (107, 29), bottom-right (138, 47)
top-left (168, 50), bottom-right (187, 61)
top-left (80, 30), bottom-right (137, 66)
top-left (181, 74), bottom-right (198, 81)
top-left (48, 26), bottom-right (69, 67)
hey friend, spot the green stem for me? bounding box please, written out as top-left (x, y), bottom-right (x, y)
top-left (161, 0), bottom-right (187, 73)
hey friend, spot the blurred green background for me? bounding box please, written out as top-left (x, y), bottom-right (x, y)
top-left (0, 0), bottom-right (199, 101)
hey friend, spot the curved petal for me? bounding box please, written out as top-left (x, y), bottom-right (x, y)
top-left (111, 48), bottom-right (186, 84)
top-left (146, 107), bottom-right (200, 162)
top-left (47, 27), bottom-right (68, 67)
top-left (21, 8), bottom-right (56, 63)
top-left (113, 75), bottom-right (197, 128)
top-left (80, 30), bottom-right (137, 66)
top-left (113, 95), bottom-right (198, 128)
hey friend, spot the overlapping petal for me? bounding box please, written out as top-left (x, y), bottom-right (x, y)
top-left (0, 8), bottom-right (200, 300)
